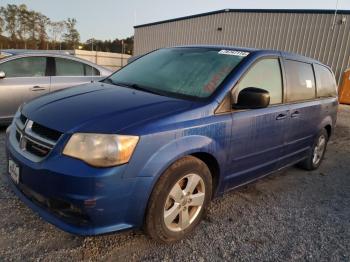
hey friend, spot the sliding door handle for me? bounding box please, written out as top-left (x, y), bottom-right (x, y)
top-left (291, 111), bottom-right (300, 118)
top-left (276, 114), bottom-right (287, 120)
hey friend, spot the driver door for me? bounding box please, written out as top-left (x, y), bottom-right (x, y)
top-left (225, 58), bottom-right (290, 188)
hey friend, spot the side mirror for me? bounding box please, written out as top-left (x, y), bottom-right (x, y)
top-left (233, 87), bottom-right (270, 109)
top-left (0, 71), bottom-right (5, 79)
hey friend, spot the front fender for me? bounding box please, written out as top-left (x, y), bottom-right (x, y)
top-left (144, 135), bottom-right (224, 177)
top-left (122, 134), bottom-right (227, 227)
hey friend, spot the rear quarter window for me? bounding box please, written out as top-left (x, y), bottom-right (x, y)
top-left (314, 64), bottom-right (337, 98)
top-left (55, 57), bottom-right (100, 76)
top-left (285, 60), bottom-right (316, 102)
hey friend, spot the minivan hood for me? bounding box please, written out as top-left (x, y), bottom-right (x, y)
top-left (22, 83), bottom-right (193, 133)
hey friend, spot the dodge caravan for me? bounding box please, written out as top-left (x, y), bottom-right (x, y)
top-left (5, 46), bottom-right (338, 243)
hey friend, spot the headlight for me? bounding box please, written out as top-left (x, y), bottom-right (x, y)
top-left (63, 133), bottom-right (139, 167)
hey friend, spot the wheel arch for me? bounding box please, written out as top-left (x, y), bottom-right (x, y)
top-left (318, 116), bottom-right (333, 139)
top-left (191, 152), bottom-right (221, 197)
top-left (324, 124), bottom-right (332, 138)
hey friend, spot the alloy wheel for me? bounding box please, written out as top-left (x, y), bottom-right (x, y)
top-left (312, 135), bottom-right (326, 165)
top-left (163, 173), bottom-right (205, 232)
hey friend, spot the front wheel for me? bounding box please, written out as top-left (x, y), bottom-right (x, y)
top-left (298, 128), bottom-right (329, 170)
top-left (145, 156), bottom-right (212, 243)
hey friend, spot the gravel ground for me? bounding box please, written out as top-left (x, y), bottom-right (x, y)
top-left (0, 105), bottom-right (349, 262)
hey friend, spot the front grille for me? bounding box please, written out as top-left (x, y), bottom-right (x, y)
top-left (14, 117), bottom-right (62, 159)
top-left (15, 130), bottom-right (21, 141)
top-left (19, 114), bottom-right (27, 125)
top-left (31, 122), bottom-right (62, 141)
top-left (26, 139), bottom-right (51, 157)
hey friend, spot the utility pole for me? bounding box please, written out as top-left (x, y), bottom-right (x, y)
top-left (332, 0), bottom-right (340, 30)
top-left (121, 40), bottom-right (124, 67)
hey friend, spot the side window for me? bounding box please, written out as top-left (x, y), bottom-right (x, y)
top-left (314, 64), bottom-right (337, 98)
top-left (85, 65), bottom-right (100, 76)
top-left (0, 57), bottom-right (46, 77)
top-left (55, 58), bottom-right (85, 76)
top-left (233, 58), bottom-right (283, 105)
top-left (284, 60), bottom-right (316, 102)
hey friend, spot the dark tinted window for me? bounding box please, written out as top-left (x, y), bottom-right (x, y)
top-left (107, 48), bottom-right (246, 99)
top-left (314, 64), bottom-right (337, 98)
top-left (85, 65), bottom-right (100, 76)
top-left (234, 58), bottom-right (283, 104)
top-left (285, 60), bottom-right (316, 102)
top-left (55, 58), bottom-right (99, 76)
top-left (0, 57), bottom-right (46, 77)
top-left (56, 58), bottom-right (84, 76)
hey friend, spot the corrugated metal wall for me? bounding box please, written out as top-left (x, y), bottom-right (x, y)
top-left (134, 11), bottom-right (350, 83)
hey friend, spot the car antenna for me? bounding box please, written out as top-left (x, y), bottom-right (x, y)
top-left (91, 38), bottom-right (94, 83)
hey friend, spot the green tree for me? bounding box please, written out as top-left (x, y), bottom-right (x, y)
top-left (16, 4), bottom-right (30, 47)
top-left (37, 14), bottom-right (50, 49)
top-left (49, 21), bottom-right (66, 49)
top-left (0, 7), bottom-right (5, 35)
top-left (64, 18), bottom-right (80, 49)
top-left (3, 4), bottom-right (18, 41)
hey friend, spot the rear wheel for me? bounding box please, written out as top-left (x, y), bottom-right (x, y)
top-left (145, 156), bottom-right (212, 243)
top-left (298, 128), bottom-right (328, 170)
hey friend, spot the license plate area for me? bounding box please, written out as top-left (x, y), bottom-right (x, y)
top-left (8, 159), bottom-right (20, 184)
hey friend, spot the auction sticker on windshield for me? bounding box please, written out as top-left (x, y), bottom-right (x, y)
top-left (218, 50), bottom-right (249, 56)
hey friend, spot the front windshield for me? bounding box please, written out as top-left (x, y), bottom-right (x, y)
top-left (107, 48), bottom-right (247, 99)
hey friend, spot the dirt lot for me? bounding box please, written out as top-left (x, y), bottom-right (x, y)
top-left (0, 106), bottom-right (349, 262)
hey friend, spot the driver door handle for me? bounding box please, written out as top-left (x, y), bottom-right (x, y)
top-left (31, 85), bottom-right (46, 91)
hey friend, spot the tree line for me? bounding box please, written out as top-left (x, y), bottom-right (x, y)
top-left (0, 4), bottom-right (133, 54)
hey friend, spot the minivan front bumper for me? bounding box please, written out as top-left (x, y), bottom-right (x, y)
top-left (5, 124), bottom-right (153, 235)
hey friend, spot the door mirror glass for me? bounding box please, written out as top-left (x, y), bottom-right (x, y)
top-left (233, 87), bottom-right (270, 109)
top-left (0, 71), bottom-right (5, 79)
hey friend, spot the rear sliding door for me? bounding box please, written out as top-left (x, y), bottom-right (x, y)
top-left (282, 59), bottom-right (320, 166)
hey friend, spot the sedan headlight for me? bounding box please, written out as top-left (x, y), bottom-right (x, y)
top-left (63, 133), bottom-right (139, 167)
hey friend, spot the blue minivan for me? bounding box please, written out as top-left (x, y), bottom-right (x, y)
top-left (5, 46), bottom-right (338, 243)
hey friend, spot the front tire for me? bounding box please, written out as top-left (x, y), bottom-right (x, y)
top-left (298, 128), bottom-right (329, 170)
top-left (145, 156), bottom-right (212, 243)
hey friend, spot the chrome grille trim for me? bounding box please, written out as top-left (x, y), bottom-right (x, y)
top-left (24, 121), bottom-right (57, 147)
top-left (15, 118), bottom-right (26, 130)
top-left (13, 118), bottom-right (62, 160)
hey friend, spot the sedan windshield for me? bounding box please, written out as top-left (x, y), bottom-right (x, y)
top-left (106, 48), bottom-right (247, 100)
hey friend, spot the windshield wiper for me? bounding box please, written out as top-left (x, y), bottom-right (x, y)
top-left (102, 78), bottom-right (115, 84)
top-left (108, 80), bottom-right (163, 96)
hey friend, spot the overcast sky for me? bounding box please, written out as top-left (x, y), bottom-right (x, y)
top-left (4, 0), bottom-right (350, 41)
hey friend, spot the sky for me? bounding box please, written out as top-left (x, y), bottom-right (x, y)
top-left (3, 0), bottom-right (350, 41)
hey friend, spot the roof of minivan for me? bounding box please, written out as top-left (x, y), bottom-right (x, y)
top-left (172, 45), bottom-right (323, 66)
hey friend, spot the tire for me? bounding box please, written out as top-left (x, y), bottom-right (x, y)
top-left (298, 128), bottom-right (329, 170)
top-left (145, 156), bottom-right (212, 243)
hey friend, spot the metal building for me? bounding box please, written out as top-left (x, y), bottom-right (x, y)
top-left (134, 9), bottom-right (350, 83)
